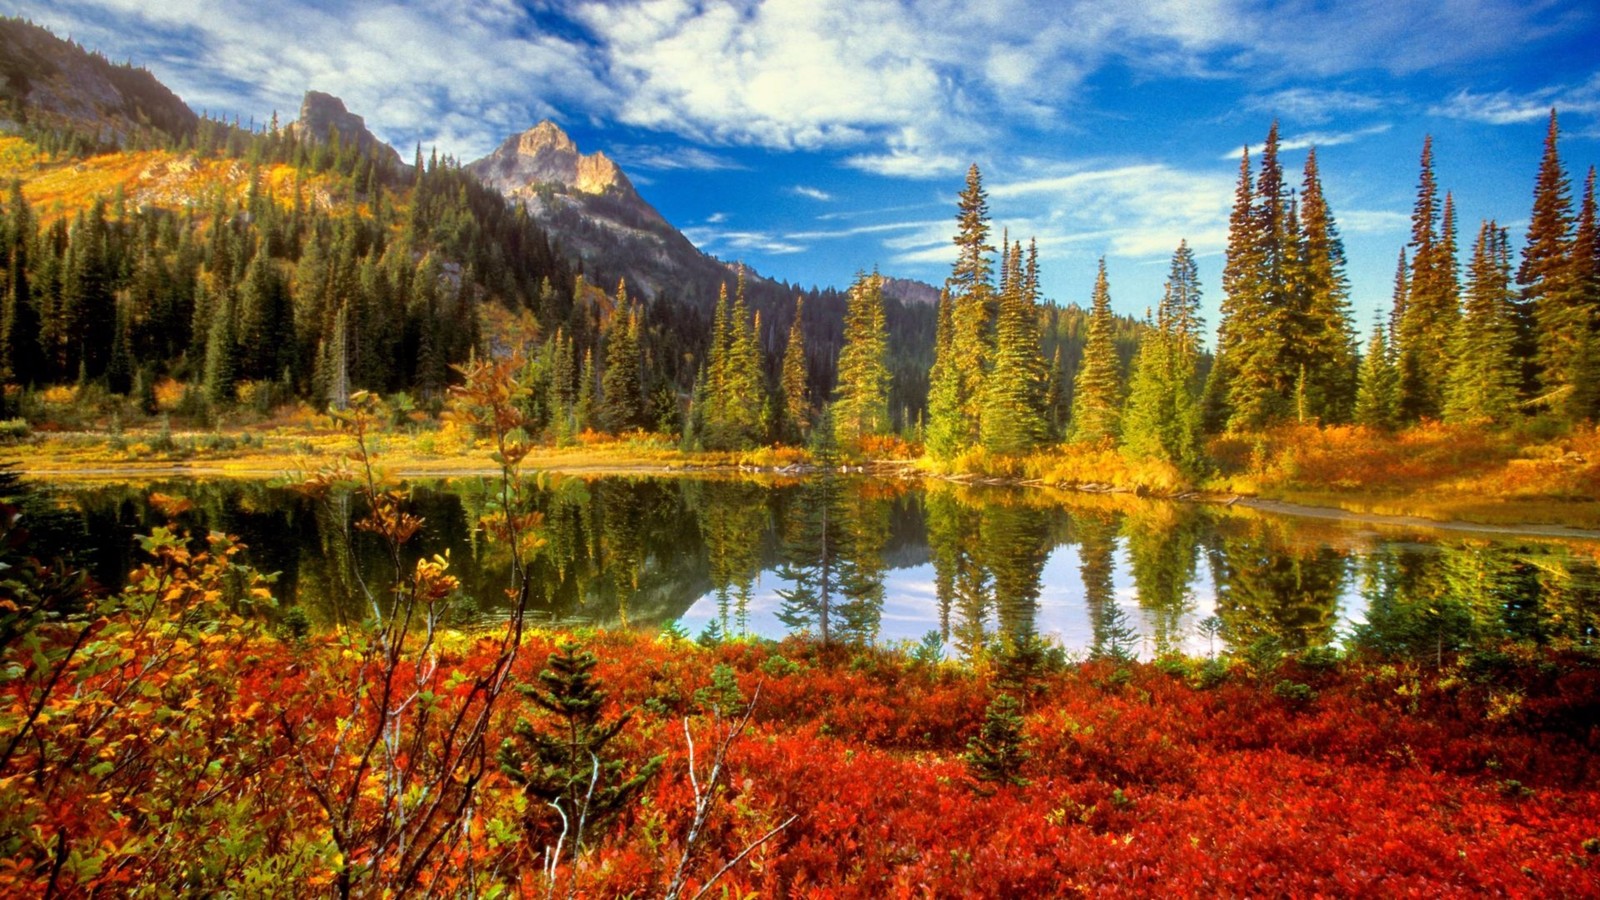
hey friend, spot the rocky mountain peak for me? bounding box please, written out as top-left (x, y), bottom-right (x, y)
top-left (290, 90), bottom-right (402, 169)
top-left (471, 119), bottom-right (634, 199)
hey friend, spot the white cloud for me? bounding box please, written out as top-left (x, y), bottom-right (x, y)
top-left (1241, 87), bottom-right (1395, 124)
top-left (1431, 73), bottom-right (1600, 125)
top-left (790, 185), bottom-right (833, 201)
top-left (1339, 209), bottom-right (1411, 234)
top-left (28, 0), bottom-right (1594, 181)
top-left (610, 145), bottom-right (748, 171)
top-left (1223, 124), bottom-right (1394, 160)
top-left (681, 227), bottom-right (807, 255)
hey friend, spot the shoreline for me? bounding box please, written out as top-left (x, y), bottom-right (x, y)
top-left (11, 442), bottom-right (1600, 543)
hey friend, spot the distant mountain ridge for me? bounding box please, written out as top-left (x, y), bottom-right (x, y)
top-left (0, 16), bottom-right (197, 145)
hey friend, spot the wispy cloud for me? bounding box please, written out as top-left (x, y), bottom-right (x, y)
top-left (880, 161), bottom-right (1234, 276)
top-left (29, 0), bottom-right (1592, 178)
top-left (1431, 73), bottom-right (1600, 125)
top-left (790, 185), bottom-right (834, 201)
top-left (681, 227), bottom-right (807, 256)
top-left (1222, 124), bottom-right (1393, 160)
top-left (1240, 87), bottom-right (1396, 124)
top-left (1339, 209), bottom-right (1411, 234)
top-left (609, 145), bottom-right (749, 171)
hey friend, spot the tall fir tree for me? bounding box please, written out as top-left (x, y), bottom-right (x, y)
top-left (1571, 167), bottom-right (1600, 419)
top-left (832, 271), bottom-right (891, 450)
top-left (1444, 221), bottom-right (1520, 424)
top-left (780, 295), bottom-right (811, 441)
top-left (924, 289), bottom-right (965, 459)
top-left (980, 240), bottom-right (1048, 455)
top-left (1398, 136), bottom-right (1459, 421)
top-left (1519, 109), bottom-right (1586, 414)
top-left (598, 280), bottom-right (646, 434)
top-left (1122, 244), bottom-right (1205, 476)
top-left (939, 163), bottom-right (996, 451)
top-left (1069, 259), bottom-right (1122, 443)
top-left (1295, 148), bottom-right (1358, 422)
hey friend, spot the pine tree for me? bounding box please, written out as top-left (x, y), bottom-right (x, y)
top-left (598, 281), bottom-right (645, 434)
top-left (497, 641), bottom-right (664, 845)
top-left (779, 295), bottom-right (810, 441)
top-left (1444, 221), bottom-right (1520, 424)
top-left (924, 290), bottom-right (965, 459)
top-left (980, 240), bottom-right (1047, 455)
top-left (1571, 167), bottom-right (1600, 419)
top-left (1295, 149), bottom-right (1358, 422)
top-left (574, 348), bottom-right (595, 433)
top-left (964, 693), bottom-right (1030, 793)
top-left (1520, 110), bottom-right (1585, 413)
top-left (1399, 136), bottom-right (1459, 421)
top-left (203, 289), bottom-right (237, 406)
top-left (1070, 259), bottom-right (1122, 443)
top-left (1354, 320), bottom-right (1399, 430)
top-left (936, 164), bottom-right (996, 452)
top-left (1122, 244), bottom-right (1205, 476)
top-left (701, 273), bottom-right (767, 449)
top-left (832, 271), bottom-right (891, 450)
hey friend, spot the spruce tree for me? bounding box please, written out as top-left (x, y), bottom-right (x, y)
top-left (1399, 136), bottom-right (1459, 421)
top-left (780, 295), bottom-right (810, 441)
top-left (980, 240), bottom-right (1048, 455)
top-left (1296, 149), bottom-right (1358, 422)
top-left (925, 290), bottom-right (965, 459)
top-left (832, 271), bottom-right (891, 450)
top-left (1519, 110), bottom-right (1585, 413)
top-left (1122, 244), bottom-right (1205, 476)
top-left (1069, 259), bottom-right (1122, 443)
top-left (1444, 221), bottom-right (1520, 424)
top-left (497, 641), bottom-right (664, 845)
top-left (599, 281), bottom-right (645, 434)
top-left (203, 289), bottom-right (238, 406)
top-left (944, 164), bottom-right (996, 450)
top-left (1354, 320), bottom-right (1399, 430)
top-left (1571, 167), bottom-right (1600, 419)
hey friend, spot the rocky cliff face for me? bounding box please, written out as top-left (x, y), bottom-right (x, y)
top-left (469, 120), bottom-right (657, 218)
top-left (466, 120), bottom-right (720, 303)
top-left (0, 16), bottom-right (197, 144)
top-left (289, 90), bottom-right (403, 170)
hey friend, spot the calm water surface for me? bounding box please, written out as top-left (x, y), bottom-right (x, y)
top-left (46, 475), bottom-right (1600, 659)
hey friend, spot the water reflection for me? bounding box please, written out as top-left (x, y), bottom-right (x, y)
top-left (48, 477), bottom-right (1600, 659)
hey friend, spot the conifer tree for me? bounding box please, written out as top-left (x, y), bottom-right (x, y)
top-left (1398, 136), bottom-right (1459, 421)
top-left (1070, 259), bottom-right (1122, 443)
top-left (1, 190), bottom-right (42, 390)
top-left (980, 240), bottom-right (1048, 455)
top-left (925, 290), bottom-right (965, 459)
top-left (1445, 221), bottom-right (1520, 424)
top-left (1295, 149), bottom-right (1358, 422)
top-left (832, 271), bottom-right (891, 450)
top-left (1571, 167), bottom-right (1600, 419)
top-left (780, 295), bottom-right (810, 441)
top-left (203, 289), bottom-right (237, 406)
top-left (599, 281), bottom-right (645, 434)
top-left (1354, 320), bottom-right (1399, 430)
top-left (938, 164), bottom-right (996, 451)
top-left (497, 641), bottom-right (664, 845)
top-left (1122, 244), bottom-right (1204, 476)
top-left (700, 272), bottom-right (767, 449)
top-left (574, 348), bottom-right (595, 433)
top-left (1519, 110), bottom-right (1585, 411)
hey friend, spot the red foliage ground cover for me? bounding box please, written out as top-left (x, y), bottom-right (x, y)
top-left (5, 610), bottom-right (1599, 895)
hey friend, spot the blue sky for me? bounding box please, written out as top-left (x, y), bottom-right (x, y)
top-left (14, 0), bottom-right (1600, 343)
